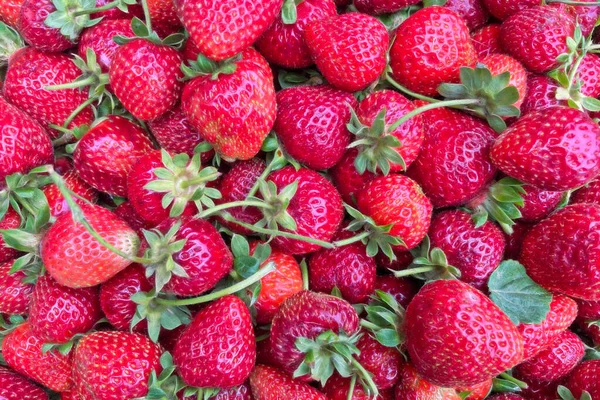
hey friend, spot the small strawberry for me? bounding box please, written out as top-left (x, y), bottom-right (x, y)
top-left (471, 23), bottom-right (502, 59)
top-left (372, 275), bottom-right (418, 309)
top-left (41, 170), bottom-right (98, 218)
top-left (17, 0), bottom-right (74, 52)
top-left (0, 208), bottom-right (21, 264)
top-left (330, 149), bottom-right (377, 205)
top-left (480, 53), bottom-right (527, 109)
top-left (518, 184), bottom-right (562, 222)
top-left (444, 0), bottom-right (489, 31)
top-left (394, 363), bottom-right (461, 400)
top-left (0, 365), bottom-right (48, 400)
top-left (354, 0), bottom-right (418, 15)
top-left (564, 360), bottom-right (600, 399)
top-left (77, 18), bottom-right (135, 73)
top-left (73, 331), bottom-right (162, 399)
top-left (0, 260), bottom-right (34, 314)
top-left (572, 179), bottom-right (600, 205)
top-left (249, 364), bottom-right (328, 400)
top-left (481, 0), bottom-right (538, 20)
top-left (305, 12), bottom-right (389, 92)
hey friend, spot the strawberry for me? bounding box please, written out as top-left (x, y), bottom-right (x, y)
top-left (480, 53), bottom-right (527, 109)
top-left (372, 275), bottom-right (418, 309)
top-left (390, 6), bottom-right (477, 97)
top-left (77, 19), bottom-right (135, 73)
top-left (487, 395), bottom-right (525, 400)
top-left (569, 0), bottom-right (600, 37)
top-left (481, 0), bottom-right (538, 20)
top-left (514, 330), bottom-right (585, 383)
top-left (0, 365), bottom-right (48, 400)
top-left (0, 208), bottom-right (21, 263)
top-left (305, 12), bottom-right (389, 92)
top-left (147, 0), bottom-right (181, 37)
top-left (73, 331), bottom-right (162, 398)
top-left (353, 0), bottom-right (418, 15)
top-left (491, 106), bottom-right (600, 191)
top-left (113, 201), bottom-right (157, 235)
top-left (456, 380), bottom-right (493, 400)
top-left (520, 75), bottom-right (564, 116)
top-left (100, 264), bottom-right (152, 331)
top-left (173, 295), bottom-right (256, 388)
top-left (521, 203), bottom-right (600, 300)
top-left (41, 170), bottom-right (98, 218)
top-left (406, 107), bottom-right (496, 208)
top-left (178, 383), bottom-right (253, 400)
top-left (500, 6), bottom-right (575, 74)
top-left (444, 0), bottom-right (489, 31)
top-left (274, 85), bottom-right (356, 170)
top-left (394, 363), bottom-right (461, 400)
top-left (355, 331), bottom-right (403, 390)
top-left (330, 148), bottom-right (378, 205)
top-left (323, 374), bottom-right (394, 400)
top-left (357, 174), bottom-right (432, 250)
top-left (17, 0), bottom-right (74, 52)
top-left (181, 48), bottom-right (276, 160)
top-left (255, 0), bottom-right (336, 69)
top-left (73, 115), bottom-right (154, 197)
top-left (518, 184), bottom-right (562, 222)
top-left (3, 48), bottom-right (93, 137)
top-left (577, 317), bottom-right (600, 346)
top-left (0, 260), bottom-right (33, 314)
top-left (90, 0), bottom-right (143, 20)
top-left (405, 280), bottom-right (524, 387)
top-left (578, 53), bottom-right (600, 99)
top-left (576, 298), bottom-right (600, 320)
top-left (471, 23), bottom-right (502, 59)
top-left (2, 322), bottom-right (73, 392)
top-left (249, 364), bottom-right (328, 400)
top-left (565, 360), bottom-right (600, 399)
top-left (572, 179), bottom-right (600, 205)
top-left (180, 0), bottom-right (281, 61)
top-left (0, 0), bottom-right (24, 27)
top-left (40, 203), bottom-right (140, 288)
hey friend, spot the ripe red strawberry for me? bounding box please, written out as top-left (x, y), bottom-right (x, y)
top-left (355, 331), bottom-right (403, 390)
top-left (405, 280), bottom-right (524, 387)
top-left (90, 0), bottom-right (143, 20)
top-left (249, 364), bottom-right (328, 400)
top-left (372, 275), bottom-right (418, 309)
top-left (572, 179), bottom-right (600, 205)
top-left (174, 295), bottom-right (256, 388)
top-left (0, 366), bottom-right (48, 400)
top-left (2, 322), bottom-right (73, 392)
top-left (521, 75), bottom-right (563, 117)
top-left (0, 0), bottom-right (24, 27)
top-left (309, 228), bottom-right (377, 303)
top-left (428, 209), bottom-right (505, 290)
top-left (444, 0), bottom-right (489, 31)
top-left (576, 298), bottom-right (600, 320)
top-left (0, 208), bottom-right (21, 263)
top-left (41, 203), bottom-right (140, 288)
top-left (3, 48), bottom-right (93, 137)
top-left (110, 38), bottom-right (184, 120)
top-left (324, 374), bottom-right (394, 400)
top-left (266, 166), bottom-right (344, 255)
top-left (275, 85), bottom-right (356, 170)
top-left (0, 260), bottom-right (34, 314)
top-left (330, 148), bottom-right (377, 205)
top-left (471, 23), bottom-right (502, 59)
top-left (570, 0), bottom-right (600, 36)
top-left (394, 363), bottom-right (461, 400)
top-left (357, 174), bottom-right (432, 250)
top-left (182, 48), bottom-right (276, 160)
top-left (100, 264), bottom-right (152, 331)
top-left (480, 53), bottom-right (527, 109)
top-left (390, 7), bottom-right (477, 96)
top-left (305, 12), bottom-right (389, 92)
top-left (18, 0), bottom-right (74, 52)
top-left (487, 395), bottom-right (525, 400)
top-left (255, 0), bottom-right (336, 69)
top-left (78, 19), bottom-right (135, 73)
top-left (491, 106), bottom-right (600, 191)
top-left (517, 294), bottom-right (578, 360)
top-left (518, 184), bottom-right (562, 222)
top-left (74, 115), bottom-right (154, 197)
top-left (578, 53), bottom-right (600, 99)
top-left (456, 380), bottom-right (492, 400)
top-left (354, 0), bottom-right (418, 15)
top-left (481, 0), bottom-right (537, 20)
top-left (73, 331), bottom-right (162, 398)
top-left (565, 360), bottom-right (600, 399)
top-left (178, 383), bottom-right (253, 400)
top-left (500, 6), bottom-right (575, 74)
top-left (113, 201), bottom-right (157, 235)
top-left (514, 330), bottom-right (584, 383)
top-left (147, 0), bottom-right (182, 37)
top-left (406, 107), bottom-right (496, 208)
top-left (42, 170), bottom-right (98, 218)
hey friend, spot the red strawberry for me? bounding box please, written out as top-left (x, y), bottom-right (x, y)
top-left (394, 363), bottom-right (461, 400)
top-left (565, 360), bottom-right (600, 399)
top-left (390, 6), bottom-right (477, 96)
top-left (178, 383), bottom-right (253, 400)
top-left (2, 322), bottom-right (73, 392)
top-left (491, 106), bottom-right (600, 191)
top-left (354, 0), bottom-right (418, 15)
top-left (444, 0), bottom-right (489, 31)
top-left (569, 0), bottom-right (600, 36)
top-left (274, 85), bottom-right (356, 170)
top-left (578, 53), bottom-right (600, 99)
top-left (147, 0), bottom-right (182, 37)
top-left (576, 298), bottom-right (600, 320)
top-left (181, 48), bottom-right (276, 160)
top-left (481, 0), bottom-right (538, 20)
top-left (480, 53), bottom-right (527, 109)
top-left (113, 201), bottom-right (157, 235)
top-left (405, 280), bottom-right (524, 387)
top-left (324, 374), bottom-right (394, 400)
top-left (74, 115), bottom-right (154, 197)
top-left (18, 0), bottom-right (74, 52)
top-left (40, 203), bottom-right (140, 288)
top-left (372, 275), bottom-right (418, 309)
top-left (73, 331), bottom-right (162, 399)
top-left (518, 184), bottom-right (562, 222)
top-left (572, 179), bottom-right (600, 205)
top-left (357, 174), bottom-right (432, 250)
top-left (471, 23), bottom-right (502, 59)
top-left (355, 331), bottom-right (403, 390)
top-left (456, 379), bottom-right (492, 400)
top-left (249, 364), bottom-right (328, 400)
top-left (330, 148), bottom-right (378, 205)
top-left (406, 107), bottom-right (496, 208)
top-left (0, 365), bottom-right (48, 400)
top-left (0, 96), bottom-right (53, 184)
top-left (0, 208), bottom-right (21, 263)
top-left (577, 317), bottom-right (600, 346)
top-left (0, 0), bottom-right (24, 27)
top-left (521, 203), bottom-right (600, 300)
top-left (503, 221), bottom-right (532, 259)
top-left (110, 38), bottom-right (184, 120)
top-left (90, 0), bottom-right (143, 20)
top-left (487, 395), bottom-right (525, 400)
top-left (42, 170), bottom-right (98, 218)
top-left (514, 330), bottom-right (585, 383)
top-left (255, 0), bottom-right (336, 69)
top-left (173, 295), bottom-right (256, 388)
top-left (521, 75), bottom-right (564, 116)
top-left (305, 12), bottom-right (389, 92)
top-left (100, 264), bottom-right (152, 331)
top-left (77, 19), bottom-right (135, 73)
top-left (428, 209), bottom-right (505, 290)
top-left (3, 48), bottom-right (93, 137)
top-left (0, 260), bottom-right (34, 314)
top-left (500, 6), bottom-right (575, 74)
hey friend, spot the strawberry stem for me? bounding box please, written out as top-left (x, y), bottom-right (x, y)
top-left (62, 96), bottom-right (96, 128)
top-left (385, 73), bottom-right (440, 103)
top-left (71, 0), bottom-right (121, 16)
top-left (392, 265), bottom-right (436, 278)
top-left (332, 231), bottom-right (371, 247)
top-left (349, 357), bottom-right (379, 397)
top-left (196, 200), bottom-right (274, 218)
top-left (387, 98), bottom-right (480, 132)
top-left (141, 0), bottom-right (152, 33)
top-left (347, 375), bottom-right (357, 400)
top-left (300, 259), bottom-right (309, 290)
top-left (179, 172), bottom-right (221, 189)
top-left (246, 147), bottom-right (287, 199)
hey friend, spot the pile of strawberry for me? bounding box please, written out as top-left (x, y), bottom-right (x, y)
top-left (2, 0), bottom-right (600, 398)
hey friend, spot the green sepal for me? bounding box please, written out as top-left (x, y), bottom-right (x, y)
top-left (41, 332), bottom-right (87, 356)
top-left (394, 235), bottom-right (461, 281)
top-left (361, 290), bottom-right (406, 349)
top-left (255, 179), bottom-right (299, 234)
top-left (281, 0), bottom-right (298, 24)
top-left (377, 5), bottom-right (421, 32)
top-left (114, 17), bottom-right (184, 47)
top-left (133, 352), bottom-right (195, 400)
top-left (557, 385), bottom-right (592, 400)
top-left (491, 371), bottom-right (527, 393)
top-left (181, 52), bottom-right (241, 81)
top-left (0, 22), bottom-right (25, 68)
top-left (0, 171), bottom-right (51, 230)
top-left (131, 289), bottom-right (191, 343)
top-left (277, 68), bottom-right (325, 89)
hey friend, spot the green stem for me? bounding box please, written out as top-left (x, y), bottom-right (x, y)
top-left (62, 96), bottom-right (97, 128)
top-left (179, 172), bottom-right (220, 189)
top-left (72, 0), bottom-right (121, 16)
top-left (52, 132), bottom-right (75, 147)
top-left (347, 375), bottom-right (357, 400)
top-left (246, 149), bottom-right (285, 199)
top-left (566, 49), bottom-right (586, 93)
top-left (300, 260), bottom-right (309, 290)
top-left (393, 265), bottom-right (436, 278)
top-left (387, 99), bottom-right (480, 132)
top-left (498, 372), bottom-right (528, 389)
top-left (386, 74), bottom-right (440, 103)
top-left (141, 0), bottom-right (152, 33)
top-left (333, 231), bottom-right (370, 247)
top-left (350, 358), bottom-right (379, 397)
top-left (359, 319), bottom-right (380, 331)
top-left (196, 200), bottom-right (273, 219)
top-left (156, 262), bottom-right (276, 306)
top-left (45, 75), bottom-right (100, 91)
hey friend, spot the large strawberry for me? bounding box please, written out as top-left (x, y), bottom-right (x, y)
top-left (0, 260), bottom-right (33, 314)
top-left (394, 363), bottom-right (461, 400)
top-left (564, 360), bottom-right (600, 399)
top-left (41, 170), bottom-right (98, 218)
top-left (305, 12), bottom-right (389, 92)
top-left (77, 18), bottom-right (135, 73)
top-left (249, 364), bottom-right (327, 400)
top-left (17, 0), bottom-right (74, 52)
top-left (0, 365), bottom-right (48, 400)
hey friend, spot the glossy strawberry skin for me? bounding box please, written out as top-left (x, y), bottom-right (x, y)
top-left (73, 331), bottom-right (162, 399)
top-left (456, 380), bottom-right (492, 400)
top-left (0, 208), bottom-right (21, 263)
top-left (147, 0), bottom-right (181, 37)
top-left (354, 0), bottom-right (418, 15)
top-left (481, 0), bottom-right (537, 20)
top-left (394, 363), bottom-right (461, 400)
top-left (324, 374), bottom-right (394, 400)
top-left (519, 185), bottom-right (562, 222)
top-left (572, 179), bottom-right (600, 205)
top-left (0, 365), bottom-right (48, 400)
top-left (41, 203), bottom-right (140, 288)
top-left (269, 291), bottom-right (360, 377)
top-left (480, 53), bottom-right (527, 109)
top-left (356, 331), bottom-right (403, 390)
top-left (520, 75), bottom-right (563, 116)
top-left (90, 0), bottom-right (143, 20)
top-left (407, 108), bottom-right (496, 208)
top-left (429, 209), bottom-right (505, 290)
top-left (18, 0), bottom-right (74, 52)
top-left (357, 174), bottom-right (432, 250)
top-left (579, 53), bottom-right (600, 99)
top-left (491, 106), bottom-right (600, 191)
top-left (0, 96), bottom-right (53, 184)
top-left (73, 115), bottom-right (154, 197)
top-left (113, 201), bottom-right (157, 235)
top-left (267, 166), bottom-right (344, 255)
top-left (570, 0), bottom-right (600, 36)
top-left (0, 260), bottom-right (34, 315)
top-left (42, 170), bottom-right (98, 218)
top-left (249, 364), bottom-right (328, 400)
top-left (110, 39), bottom-right (184, 120)
top-left (390, 6), bottom-right (477, 96)
top-left (565, 360), bottom-right (600, 399)
top-left (0, 0), bottom-right (24, 27)
top-left (444, 0), bottom-right (489, 31)
top-left (182, 48), bottom-right (276, 160)
top-left (174, 296), bottom-right (256, 388)
top-left (330, 148), bottom-right (378, 205)
top-left (500, 6), bottom-right (574, 74)
top-left (275, 85), bottom-right (355, 170)
top-left (2, 323), bottom-right (73, 392)
top-left (78, 19), bottom-right (135, 74)
top-left (305, 12), bottom-right (389, 92)
top-left (471, 23), bottom-right (502, 59)
top-left (405, 280), bottom-right (524, 387)
top-left (372, 275), bottom-right (418, 309)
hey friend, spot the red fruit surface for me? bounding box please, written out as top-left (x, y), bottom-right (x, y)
top-left (90, 0), bottom-right (143, 20)
top-left (0, 260), bottom-right (33, 314)
top-left (579, 53), bottom-right (600, 99)
top-left (324, 374), bottom-right (394, 399)
top-left (394, 363), bottom-right (461, 400)
top-left (78, 19), bottom-right (135, 73)
top-left (330, 148), bottom-right (378, 205)
top-left (249, 364), bottom-right (327, 400)
top-left (356, 331), bottom-right (403, 389)
top-left (372, 275), bottom-right (418, 309)
top-left (42, 170), bottom-right (98, 218)
top-left (354, 0), bottom-right (418, 15)
top-left (565, 360), bottom-right (600, 399)
top-left (520, 75), bottom-right (563, 116)
top-left (576, 298), bottom-right (600, 320)
top-left (456, 379), bottom-right (492, 400)
top-left (481, 0), bottom-right (537, 20)
top-left (503, 221), bottom-right (532, 260)
top-left (444, 0), bottom-right (489, 31)
top-left (113, 201), bottom-right (157, 235)
top-left (471, 24), bottom-right (502, 59)
top-left (480, 53), bottom-right (527, 109)
top-left (518, 185), bottom-right (562, 222)
top-left (147, 0), bottom-right (182, 37)
top-left (572, 179), bottom-right (600, 205)
top-left (569, 0), bottom-right (600, 36)
top-left (18, 0), bottom-right (73, 52)
top-left (0, 208), bottom-right (21, 263)
top-left (0, 365), bottom-right (48, 400)
top-left (0, 0), bottom-right (24, 27)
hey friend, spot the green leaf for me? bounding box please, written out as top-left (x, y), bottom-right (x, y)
top-left (234, 255), bottom-right (260, 279)
top-left (281, 0), bottom-right (297, 24)
top-left (230, 234), bottom-right (249, 258)
top-left (582, 96), bottom-right (600, 112)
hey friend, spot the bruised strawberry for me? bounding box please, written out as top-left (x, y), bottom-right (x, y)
top-left (78, 19), bottom-right (135, 73)
top-left (471, 23), bottom-right (502, 59)
top-left (0, 365), bottom-right (48, 400)
top-left (0, 260), bottom-right (33, 314)
top-left (249, 364), bottom-right (328, 400)
top-left (42, 170), bottom-right (98, 218)
top-left (394, 363), bottom-right (461, 400)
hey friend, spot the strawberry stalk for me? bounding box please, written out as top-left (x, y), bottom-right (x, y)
top-left (245, 135), bottom-right (290, 200)
top-left (347, 376), bottom-right (357, 400)
top-left (140, 0), bottom-right (152, 32)
top-left (196, 200), bottom-right (275, 219)
top-left (386, 99), bottom-right (480, 132)
top-left (392, 236), bottom-right (461, 280)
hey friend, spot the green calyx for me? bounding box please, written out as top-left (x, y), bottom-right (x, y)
top-left (393, 235), bottom-right (461, 281)
top-left (113, 17), bottom-right (185, 47)
top-left (131, 288), bottom-right (191, 343)
top-left (360, 290), bottom-right (406, 349)
top-left (557, 385), bottom-right (592, 400)
top-left (0, 171), bottom-right (52, 227)
top-left (46, 48), bottom-right (109, 99)
top-left (347, 107), bottom-right (406, 175)
top-left (44, 0), bottom-right (99, 41)
top-left (294, 330), bottom-right (379, 397)
top-left (281, 0), bottom-right (302, 24)
top-left (0, 22), bottom-right (24, 68)
top-left (181, 53), bottom-right (241, 81)
top-left (491, 371), bottom-right (528, 393)
top-left (255, 179), bottom-right (299, 233)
